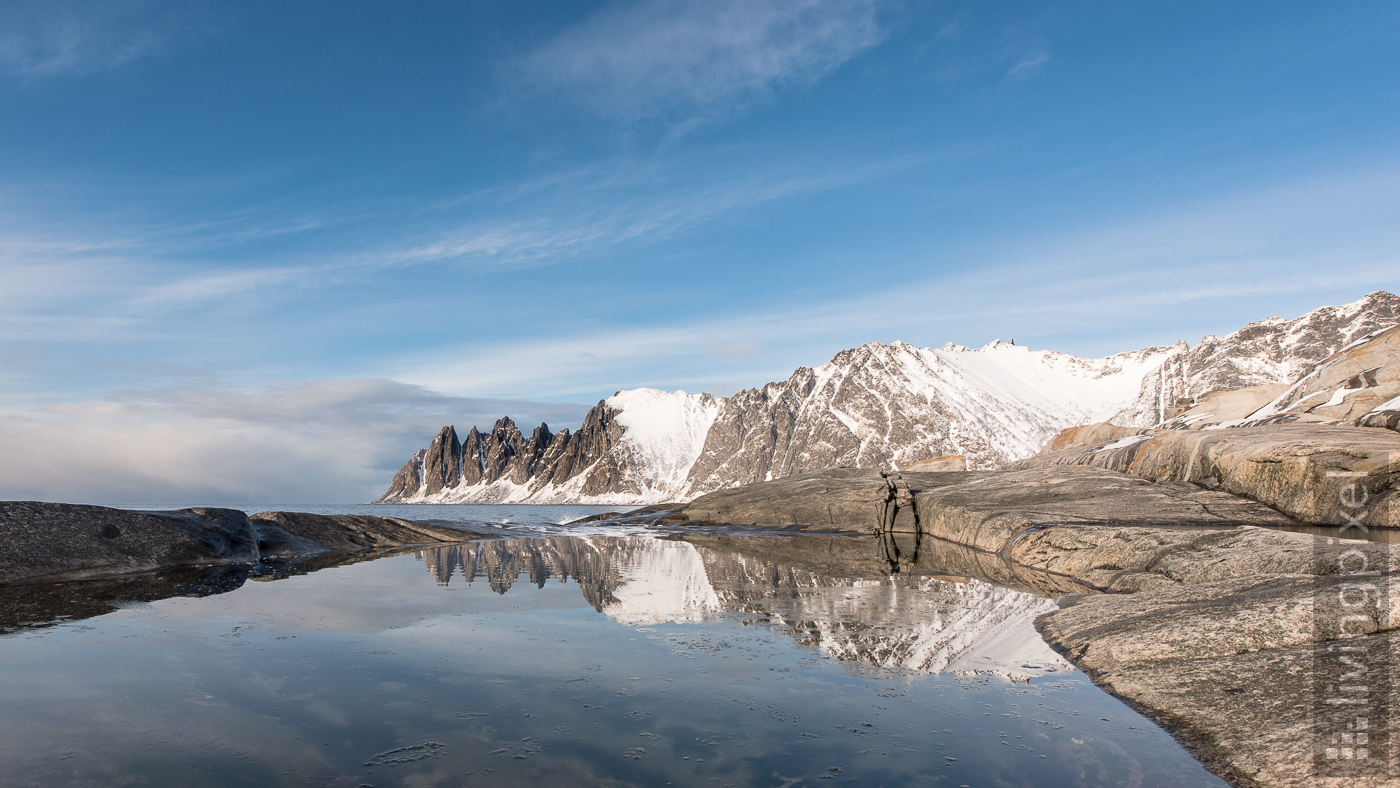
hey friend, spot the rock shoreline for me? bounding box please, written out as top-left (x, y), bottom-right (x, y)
top-left (4, 436), bottom-right (1397, 785)
top-left (585, 455), bottom-right (1398, 787)
top-left (0, 501), bottom-right (477, 587)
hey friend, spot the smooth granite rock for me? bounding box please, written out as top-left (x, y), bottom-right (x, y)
top-left (0, 501), bottom-right (476, 586)
top-left (1046, 629), bottom-right (1400, 788)
top-left (1036, 559), bottom-right (1400, 788)
top-left (1041, 571), bottom-right (1398, 668)
top-left (909, 465), bottom-right (1296, 550)
top-left (902, 454), bottom-right (968, 471)
top-left (1266, 324), bottom-right (1400, 427)
top-left (1011, 524), bottom-right (1393, 593)
top-left (1163, 385), bottom-right (1293, 430)
top-left (0, 502), bottom-right (259, 585)
top-left (1041, 422), bottom-right (1152, 454)
top-left (669, 465), bottom-right (1297, 546)
top-left (248, 511), bottom-right (474, 552)
top-left (1008, 424), bottom-right (1400, 528)
top-left (673, 468), bottom-right (1001, 534)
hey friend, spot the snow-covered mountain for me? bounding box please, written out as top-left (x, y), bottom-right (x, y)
top-left (683, 339), bottom-right (1175, 490)
top-left (379, 291), bottom-right (1399, 504)
top-left (379, 388), bottom-right (721, 504)
top-left (1110, 290), bottom-right (1400, 426)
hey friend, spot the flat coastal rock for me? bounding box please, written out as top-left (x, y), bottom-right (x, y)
top-left (0, 502), bottom-right (259, 585)
top-left (671, 467), bottom-right (984, 534)
top-left (249, 511), bottom-right (477, 553)
top-left (668, 465), bottom-right (1296, 538)
top-left (1063, 630), bottom-right (1400, 788)
top-left (0, 502), bottom-right (476, 586)
top-left (1036, 566), bottom-right (1400, 788)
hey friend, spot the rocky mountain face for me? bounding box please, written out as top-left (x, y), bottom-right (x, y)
top-left (379, 291), bottom-right (1399, 504)
top-left (682, 340), bottom-right (1175, 490)
top-left (379, 389), bottom-right (722, 504)
top-left (1110, 290), bottom-right (1400, 426)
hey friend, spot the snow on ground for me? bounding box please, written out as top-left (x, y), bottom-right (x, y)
top-left (922, 341), bottom-right (1175, 430)
top-left (809, 340), bottom-right (1177, 464)
top-left (608, 388), bottom-right (723, 495)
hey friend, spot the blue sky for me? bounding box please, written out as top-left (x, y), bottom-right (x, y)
top-left (2, 0), bottom-right (1398, 503)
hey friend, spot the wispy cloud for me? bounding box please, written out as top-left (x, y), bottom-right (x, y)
top-left (386, 163), bottom-right (880, 269)
top-left (0, 0), bottom-right (192, 78)
top-left (513, 0), bottom-right (885, 122)
top-left (394, 161), bottom-right (1400, 397)
top-left (1005, 49), bottom-right (1048, 79)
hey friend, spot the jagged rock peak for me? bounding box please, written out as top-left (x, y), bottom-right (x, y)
top-left (379, 389), bottom-right (724, 505)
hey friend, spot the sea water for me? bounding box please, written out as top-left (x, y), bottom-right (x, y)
top-left (0, 508), bottom-right (1227, 787)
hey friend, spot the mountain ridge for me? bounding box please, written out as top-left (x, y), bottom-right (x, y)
top-left (378, 291), bottom-right (1400, 504)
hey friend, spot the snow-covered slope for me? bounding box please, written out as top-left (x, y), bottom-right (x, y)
top-left (608, 388), bottom-right (723, 495)
top-left (684, 340), bottom-right (1176, 491)
top-left (379, 291), bottom-right (1399, 504)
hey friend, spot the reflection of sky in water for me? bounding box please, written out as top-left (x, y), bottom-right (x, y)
top-left (0, 536), bottom-right (1226, 787)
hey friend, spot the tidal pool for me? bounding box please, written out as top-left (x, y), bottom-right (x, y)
top-left (0, 529), bottom-right (1226, 787)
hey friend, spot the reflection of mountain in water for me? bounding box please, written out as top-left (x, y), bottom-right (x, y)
top-left (413, 535), bottom-right (1071, 680)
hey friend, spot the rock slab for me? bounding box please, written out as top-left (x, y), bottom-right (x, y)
top-left (0, 501), bottom-right (475, 586)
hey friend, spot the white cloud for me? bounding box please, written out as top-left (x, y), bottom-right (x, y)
top-left (514, 0), bottom-right (885, 120)
top-left (0, 380), bottom-right (589, 504)
top-left (128, 267), bottom-right (304, 308)
top-left (1005, 50), bottom-right (1047, 79)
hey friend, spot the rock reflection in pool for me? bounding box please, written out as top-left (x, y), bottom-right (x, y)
top-left (0, 533), bottom-right (1225, 787)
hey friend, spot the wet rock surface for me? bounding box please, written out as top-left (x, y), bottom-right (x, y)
top-left (0, 501), bottom-right (476, 586)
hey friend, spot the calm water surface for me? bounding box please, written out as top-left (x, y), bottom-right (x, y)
top-left (0, 508), bottom-right (1227, 787)
top-left (114, 503), bottom-right (625, 530)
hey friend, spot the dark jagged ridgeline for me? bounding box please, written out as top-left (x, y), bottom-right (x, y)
top-left (378, 401), bottom-right (644, 502)
top-left (380, 291), bottom-right (1400, 505)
